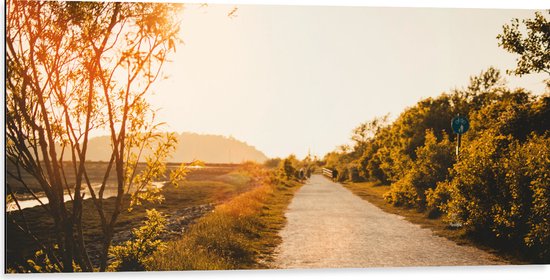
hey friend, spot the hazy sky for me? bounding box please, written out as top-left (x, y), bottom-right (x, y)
top-left (148, 4), bottom-right (548, 159)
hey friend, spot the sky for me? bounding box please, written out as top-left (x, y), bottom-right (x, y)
top-left (147, 3), bottom-right (548, 159)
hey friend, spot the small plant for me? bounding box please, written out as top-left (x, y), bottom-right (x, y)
top-left (7, 246), bottom-right (82, 273)
top-left (108, 209), bottom-right (167, 271)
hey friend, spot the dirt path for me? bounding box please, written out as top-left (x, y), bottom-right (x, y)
top-left (273, 175), bottom-right (507, 269)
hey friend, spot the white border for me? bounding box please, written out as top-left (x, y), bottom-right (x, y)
top-left (2, 1), bottom-right (549, 280)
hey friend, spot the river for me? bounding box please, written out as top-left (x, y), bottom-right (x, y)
top-left (7, 181), bottom-right (166, 212)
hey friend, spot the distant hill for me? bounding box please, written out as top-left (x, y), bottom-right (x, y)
top-left (171, 132), bottom-right (268, 163)
top-left (62, 132), bottom-right (268, 163)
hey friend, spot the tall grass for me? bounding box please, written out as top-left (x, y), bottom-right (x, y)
top-left (148, 171), bottom-right (300, 270)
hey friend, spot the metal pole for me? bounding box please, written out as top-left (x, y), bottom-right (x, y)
top-left (456, 133), bottom-right (461, 159)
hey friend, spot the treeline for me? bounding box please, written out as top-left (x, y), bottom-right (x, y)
top-left (264, 154), bottom-right (318, 181)
top-left (323, 11), bottom-right (550, 262)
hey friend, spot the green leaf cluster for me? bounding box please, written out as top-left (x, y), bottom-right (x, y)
top-left (108, 209), bottom-right (167, 271)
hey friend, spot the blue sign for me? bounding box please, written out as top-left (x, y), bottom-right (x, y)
top-left (451, 116), bottom-right (469, 134)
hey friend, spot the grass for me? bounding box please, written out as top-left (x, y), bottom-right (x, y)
top-left (343, 181), bottom-right (524, 264)
top-left (148, 173), bottom-right (302, 271)
top-left (5, 165), bottom-right (256, 269)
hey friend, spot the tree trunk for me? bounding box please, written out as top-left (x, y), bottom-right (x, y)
top-left (99, 230), bottom-right (114, 272)
top-left (62, 218), bottom-right (75, 272)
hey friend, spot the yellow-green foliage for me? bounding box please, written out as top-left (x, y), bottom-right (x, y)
top-left (109, 209), bottom-right (167, 271)
top-left (279, 155), bottom-right (298, 179)
top-left (148, 167), bottom-right (300, 270)
top-left (7, 247), bottom-right (82, 273)
top-left (276, 154), bottom-right (313, 181)
top-left (437, 133), bottom-right (550, 261)
top-left (327, 63), bottom-right (550, 262)
top-left (321, 11), bottom-right (550, 262)
top-left (384, 130), bottom-right (454, 209)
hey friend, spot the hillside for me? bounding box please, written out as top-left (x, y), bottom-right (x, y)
top-left (172, 132), bottom-right (268, 163)
top-left (64, 132), bottom-right (268, 163)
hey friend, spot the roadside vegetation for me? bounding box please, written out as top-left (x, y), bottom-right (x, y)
top-left (6, 0), bottom-right (314, 272)
top-left (323, 11), bottom-right (550, 263)
top-left (148, 158), bottom-right (314, 270)
top-left (8, 157), bottom-right (312, 272)
top-left (7, 165), bottom-right (256, 271)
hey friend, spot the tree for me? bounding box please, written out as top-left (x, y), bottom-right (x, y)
top-left (350, 114), bottom-right (389, 156)
top-left (497, 10), bottom-right (550, 76)
top-left (6, 0), bottom-right (186, 271)
top-left (279, 155), bottom-right (299, 179)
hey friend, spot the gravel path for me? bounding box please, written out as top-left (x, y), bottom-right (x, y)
top-left (273, 175), bottom-right (507, 269)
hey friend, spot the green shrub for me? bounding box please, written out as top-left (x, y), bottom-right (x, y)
top-left (438, 132), bottom-right (550, 261)
top-left (7, 244), bottom-right (84, 273)
top-left (376, 146), bottom-right (412, 184)
top-left (425, 180), bottom-right (454, 219)
top-left (385, 130), bottom-right (454, 208)
top-left (362, 152), bottom-right (388, 184)
top-left (336, 165), bottom-right (349, 182)
top-left (383, 178), bottom-right (418, 208)
top-left (264, 158), bottom-right (282, 169)
top-left (442, 132), bottom-right (512, 234)
top-left (278, 155), bottom-right (302, 180)
top-left (508, 134), bottom-right (550, 261)
top-left (108, 209), bottom-right (167, 271)
top-left (347, 163), bottom-right (363, 182)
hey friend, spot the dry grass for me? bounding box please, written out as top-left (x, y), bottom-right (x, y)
top-left (148, 176), bottom-right (301, 270)
top-left (5, 165), bottom-right (253, 269)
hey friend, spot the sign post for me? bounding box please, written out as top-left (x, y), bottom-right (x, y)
top-left (451, 114), bottom-right (469, 159)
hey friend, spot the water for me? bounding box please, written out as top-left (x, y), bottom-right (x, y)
top-left (7, 181), bottom-right (166, 212)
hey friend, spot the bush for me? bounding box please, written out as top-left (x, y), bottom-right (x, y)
top-left (264, 158), bottom-right (281, 169)
top-left (439, 132), bottom-right (550, 261)
top-left (278, 155), bottom-right (304, 180)
top-left (335, 166), bottom-right (349, 182)
top-left (508, 134), bottom-right (550, 261)
top-left (108, 209), bottom-right (167, 271)
top-left (346, 163), bottom-right (363, 182)
top-left (442, 132), bottom-right (513, 234)
top-left (362, 152), bottom-right (388, 183)
top-left (281, 158), bottom-right (296, 179)
top-left (383, 179), bottom-right (418, 208)
top-left (7, 246), bottom-right (81, 273)
top-left (384, 130), bottom-right (454, 208)
top-left (377, 146), bottom-right (412, 184)
top-left (425, 181), bottom-right (452, 219)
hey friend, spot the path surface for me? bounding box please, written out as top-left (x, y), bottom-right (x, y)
top-left (273, 175), bottom-right (507, 269)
